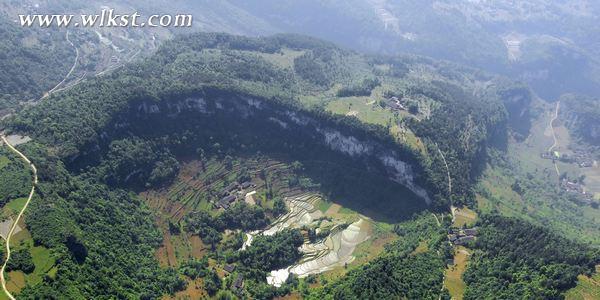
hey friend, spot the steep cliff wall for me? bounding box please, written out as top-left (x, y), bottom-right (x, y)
top-left (120, 94), bottom-right (432, 205)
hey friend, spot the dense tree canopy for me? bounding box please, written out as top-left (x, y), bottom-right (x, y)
top-left (463, 215), bottom-right (600, 299)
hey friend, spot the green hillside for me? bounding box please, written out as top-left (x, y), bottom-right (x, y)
top-left (0, 31), bottom-right (596, 299)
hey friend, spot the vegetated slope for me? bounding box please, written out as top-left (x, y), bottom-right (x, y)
top-left (0, 34), bottom-right (588, 299)
top-left (1, 32), bottom-right (532, 298)
top-left (12, 142), bottom-right (184, 299)
top-left (10, 0), bottom-right (598, 100)
top-left (0, 146), bottom-right (31, 207)
top-left (306, 213), bottom-right (450, 299)
top-left (463, 215), bottom-right (599, 299)
top-left (560, 94), bottom-right (600, 147)
top-left (0, 16), bottom-right (73, 111)
top-left (229, 0), bottom-right (600, 100)
top-left (6, 32), bottom-right (526, 209)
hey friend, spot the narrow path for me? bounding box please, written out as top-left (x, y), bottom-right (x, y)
top-left (547, 101), bottom-right (560, 152)
top-left (435, 143), bottom-right (455, 221)
top-left (435, 144), bottom-right (454, 299)
top-left (0, 136), bottom-right (37, 300)
top-left (41, 30), bottom-right (79, 100)
top-left (548, 101), bottom-right (561, 176)
top-left (432, 213), bottom-right (441, 227)
top-left (437, 146), bottom-right (452, 197)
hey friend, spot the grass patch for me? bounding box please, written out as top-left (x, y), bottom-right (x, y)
top-left (444, 246), bottom-right (471, 300)
top-left (317, 199), bottom-right (332, 213)
top-left (338, 206), bottom-right (355, 215)
top-left (5, 271), bottom-right (25, 295)
top-left (411, 240), bottom-right (429, 255)
top-left (452, 207), bottom-right (478, 228)
top-left (9, 227), bottom-right (32, 248)
top-left (30, 246), bottom-right (55, 276)
top-left (352, 226), bottom-right (397, 266)
top-left (257, 48), bottom-right (305, 69)
top-left (0, 156), bottom-right (10, 170)
top-left (4, 197), bottom-right (28, 214)
top-left (326, 96), bottom-right (395, 127)
top-left (47, 266), bottom-right (58, 280)
top-left (565, 266), bottom-right (600, 300)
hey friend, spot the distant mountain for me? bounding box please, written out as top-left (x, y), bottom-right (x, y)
top-left (5, 0), bottom-right (597, 100)
top-left (226, 0), bottom-right (600, 100)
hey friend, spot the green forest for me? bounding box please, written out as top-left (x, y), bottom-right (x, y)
top-left (0, 16), bottom-right (73, 110)
top-left (0, 31), bottom-right (596, 299)
top-left (5, 32), bottom-right (527, 210)
top-left (464, 215), bottom-right (599, 299)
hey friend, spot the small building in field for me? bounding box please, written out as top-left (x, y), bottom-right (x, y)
top-left (223, 264), bottom-right (236, 273)
top-left (233, 274), bottom-right (244, 291)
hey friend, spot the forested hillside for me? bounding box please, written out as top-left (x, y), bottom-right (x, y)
top-left (6, 32), bottom-right (527, 209)
top-left (561, 94), bottom-right (600, 147)
top-left (0, 16), bottom-right (73, 111)
top-left (215, 0), bottom-right (600, 99)
top-left (15, 142), bottom-right (184, 298)
top-left (307, 214), bottom-right (449, 299)
top-left (464, 215), bottom-right (599, 299)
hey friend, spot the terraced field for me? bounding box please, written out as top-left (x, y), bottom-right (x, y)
top-left (239, 193), bottom-right (372, 287)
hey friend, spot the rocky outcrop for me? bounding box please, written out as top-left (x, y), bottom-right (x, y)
top-left (129, 95), bottom-right (431, 204)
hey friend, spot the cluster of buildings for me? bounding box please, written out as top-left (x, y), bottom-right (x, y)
top-left (386, 96), bottom-right (408, 111)
top-left (560, 178), bottom-right (596, 206)
top-left (223, 264), bottom-right (244, 293)
top-left (217, 180), bottom-right (256, 209)
top-left (447, 227), bottom-right (478, 246)
top-left (540, 150), bottom-right (598, 207)
top-left (385, 96), bottom-right (408, 111)
top-left (540, 150), bottom-right (595, 168)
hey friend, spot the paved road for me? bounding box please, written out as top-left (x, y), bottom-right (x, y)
top-left (0, 136), bottom-right (37, 300)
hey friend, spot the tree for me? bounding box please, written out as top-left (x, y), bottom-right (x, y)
top-left (204, 268), bottom-right (221, 296)
top-left (272, 197), bottom-right (287, 217)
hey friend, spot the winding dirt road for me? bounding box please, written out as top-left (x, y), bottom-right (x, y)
top-left (0, 136), bottom-right (37, 300)
top-left (42, 30), bottom-right (79, 100)
top-left (548, 101), bottom-right (561, 176)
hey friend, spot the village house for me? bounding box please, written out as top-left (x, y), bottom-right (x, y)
top-left (563, 180), bottom-right (584, 194)
top-left (447, 234), bottom-right (458, 242)
top-left (223, 264), bottom-right (236, 273)
top-left (218, 194), bottom-right (237, 209)
top-left (221, 182), bottom-right (239, 197)
top-left (454, 236), bottom-right (475, 246)
top-left (241, 181), bottom-right (254, 189)
top-left (233, 274), bottom-right (244, 292)
top-left (463, 228), bottom-right (478, 236)
top-left (448, 227), bottom-right (478, 246)
top-left (386, 96), bottom-right (406, 111)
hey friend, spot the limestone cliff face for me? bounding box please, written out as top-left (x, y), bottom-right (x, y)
top-left (319, 129), bottom-right (373, 157)
top-left (130, 95), bottom-right (431, 204)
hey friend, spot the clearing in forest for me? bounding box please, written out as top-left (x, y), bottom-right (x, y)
top-left (444, 246), bottom-right (471, 300)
